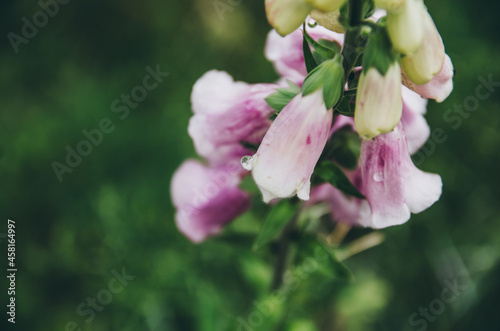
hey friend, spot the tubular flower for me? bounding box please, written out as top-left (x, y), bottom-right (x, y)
top-left (401, 10), bottom-right (445, 85)
top-left (243, 90), bottom-right (333, 202)
top-left (386, 0), bottom-right (425, 55)
top-left (171, 160), bottom-right (250, 243)
top-left (307, 0), bottom-right (347, 13)
top-left (265, 0), bottom-right (347, 37)
top-left (188, 70), bottom-right (278, 166)
top-left (355, 62), bottom-right (403, 139)
top-left (356, 123), bottom-right (442, 228)
top-left (311, 123), bottom-right (442, 228)
top-left (402, 54), bottom-right (454, 103)
top-left (374, 0), bottom-right (404, 12)
top-left (265, 0), bottom-right (313, 37)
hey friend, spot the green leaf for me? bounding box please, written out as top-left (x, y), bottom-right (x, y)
top-left (303, 29), bottom-right (337, 61)
top-left (302, 56), bottom-right (344, 107)
top-left (362, 26), bottom-right (399, 75)
top-left (314, 161), bottom-right (365, 199)
top-left (322, 58), bottom-right (344, 109)
top-left (253, 200), bottom-right (297, 250)
top-left (313, 39), bottom-right (342, 64)
top-left (303, 30), bottom-right (318, 73)
top-left (265, 82), bottom-right (301, 112)
top-left (302, 64), bottom-right (325, 96)
top-left (362, 0), bottom-right (376, 19)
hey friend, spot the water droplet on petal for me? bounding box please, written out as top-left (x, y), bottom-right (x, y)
top-left (241, 155), bottom-right (254, 171)
top-left (373, 172), bottom-right (384, 182)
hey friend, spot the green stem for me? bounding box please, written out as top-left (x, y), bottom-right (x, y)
top-left (271, 215), bottom-right (298, 291)
top-left (340, 0), bottom-right (367, 82)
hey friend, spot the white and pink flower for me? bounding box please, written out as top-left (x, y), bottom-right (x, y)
top-left (244, 90), bottom-right (333, 202)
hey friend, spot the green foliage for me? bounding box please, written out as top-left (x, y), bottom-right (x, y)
top-left (253, 199), bottom-right (298, 250)
top-left (362, 26), bottom-right (399, 75)
top-left (265, 82), bottom-right (301, 112)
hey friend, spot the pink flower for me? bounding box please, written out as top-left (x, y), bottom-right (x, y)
top-left (357, 123), bottom-right (442, 228)
top-left (244, 90), bottom-right (333, 202)
top-left (188, 70), bottom-right (277, 166)
top-left (310, 123), bottom-right (441, 228)
top-left (403, 54), bottom-right (454, 103)
top-left (171, 160), bottom-right (250, 243)
top-left (265, 23), bottom-right (344, 85)
top-left (401, 10), bottom-right (446, 85)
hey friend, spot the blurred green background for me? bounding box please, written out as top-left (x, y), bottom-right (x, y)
top-left (1, 0), bottom-right (500, 330)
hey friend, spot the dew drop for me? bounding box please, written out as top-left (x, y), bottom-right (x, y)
top-left (241, 155), bottom-right (254, 171)
top-left (373, 172), bottom-right (384, 182)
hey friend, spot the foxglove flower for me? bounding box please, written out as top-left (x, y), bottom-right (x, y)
top-left (310, 10), bottom-right (345, 33)
top-left (171, 160), bottom-right (250, 243)
top-left (188, 70), bottom-right (277, 166)
top-left (356, 123), bottom-right (442, 228)
top-left (265, 0), bottom-right (313, 36)
top-left (265, 0), bottom-right (347, 36)
top-left (355, 62), bottom-right (403, 139)
top-left (403, 54), bottom-right (454, 103)
top-left (311, 123), bottom-right (441, 228)
top-left (386, 0), bottom-right (425, 54)
top-left (375, 0), bottom-right (404, 12)
top-left (243, 90), bottom-right (333, 202)
top-left (307, 0), bottom-right (346, 13)
top-left (401, 10), bottom-right (445, 85)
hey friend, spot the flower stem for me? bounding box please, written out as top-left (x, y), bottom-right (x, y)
top-left (341, 0), bottom-right (367, 82)
top-left (271, 215), bottom-right (298, 291)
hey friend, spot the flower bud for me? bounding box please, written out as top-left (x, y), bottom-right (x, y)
top-left (244, 90), bottom-right (333, 202)
top-left (306, 0), bottom-right (347, 13)
top-left (386, 0), bottom-right (425, 54)
top-left (355, 63), bottom-right (403, 139)
top-left (310, 9), bottom-right (345, 33)
top-left (401, 10), bottom-right (445, 85)
top-left (374, 0), bottom-right (405, 13)
top-left (265, 0), bottom-right (313, 36)
top-left (402, 54), bottom-right (454, 102)
top-left (355, 28), bottom-right (402, 139)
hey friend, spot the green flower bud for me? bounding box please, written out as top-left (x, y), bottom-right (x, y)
top-left (387, 0), bottom-right (425, 55)
top-left (265, 0), bottom-right (313, 36)
top-left (355, 63), bottom-right (403, 139)
top-left (306, 0), bottom-right (347, 13)
top-left (310, 9), bottom-right (345, 33)
top-left (374, 0), bottom-right (405, 13)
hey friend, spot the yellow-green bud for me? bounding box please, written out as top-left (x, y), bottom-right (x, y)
top-left (387, 0), bottom-right (425, 55)
top-left (355, 63), bottom-right (403, 139)
top-left (265, 0), bottom-right (313, 36)
top-left (401, 11), bottom-right (445, 85)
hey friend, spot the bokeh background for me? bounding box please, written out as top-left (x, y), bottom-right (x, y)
top-left (1, 0), bottom-right (500, 330)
